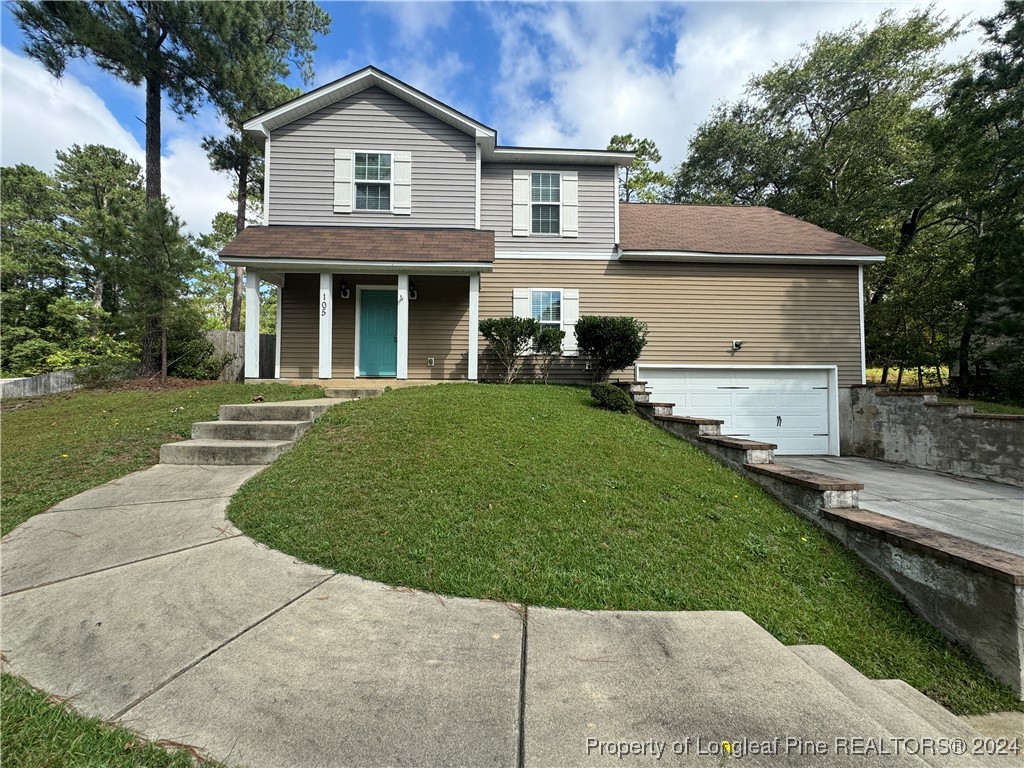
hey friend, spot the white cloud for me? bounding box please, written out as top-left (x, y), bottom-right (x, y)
top-left (0, 46), bottom-right (233, 236)
top-left (485, 1), bottom-right (1004, 172)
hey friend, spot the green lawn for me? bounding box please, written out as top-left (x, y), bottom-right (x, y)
top-left (1, 381), bottom-right (322, 536)
top-left (228, 383), bottom-right (1022, 715)
top-left (939, 398), bottom-right (1024, 416)
top-left (1, 674), bottom-right (221, 767)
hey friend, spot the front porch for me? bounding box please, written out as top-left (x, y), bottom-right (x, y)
top-left (220, 225), bottom-right (495, 384)
top-left (244, 270), bottom-right (482, 382)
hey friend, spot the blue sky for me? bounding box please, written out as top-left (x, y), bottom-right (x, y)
top-left (0, 1), bottom-right (999, 234)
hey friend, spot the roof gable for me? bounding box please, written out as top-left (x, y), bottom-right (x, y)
top-left (244, 66), bottom-right (496, 142)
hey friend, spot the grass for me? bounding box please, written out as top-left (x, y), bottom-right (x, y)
top-left (228, 383), bottom-right (1023, 715)
top-left (938, 398), bottom-right (1024, 416)
top-left (1, 674), bottom-right (221, 767)
top-left (1, 381), bottom-right (322, 537)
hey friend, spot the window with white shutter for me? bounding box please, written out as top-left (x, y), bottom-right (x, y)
top-left (511, 287), bottom-right (580, 354)
top-left (334, 150), bottom-right (412, 215)
top-left (512, 170), bottom-right (579, 238)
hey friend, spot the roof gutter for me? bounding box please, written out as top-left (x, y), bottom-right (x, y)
top-left (620, 250), bottom-right (886, 265)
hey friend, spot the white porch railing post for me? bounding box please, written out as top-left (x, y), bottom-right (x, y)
top-left (397, 274), bottom-right (409, 380)
top-left (468, 273), bottom-right (480, 381)
top-left (318, 273), bottom-right (333, 379)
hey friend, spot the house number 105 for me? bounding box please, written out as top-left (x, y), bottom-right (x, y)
top-left (321, 293), bottom-right (329, 316)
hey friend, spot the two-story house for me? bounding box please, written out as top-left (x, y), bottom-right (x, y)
top-left (220, 66), bottom-right (884, 455)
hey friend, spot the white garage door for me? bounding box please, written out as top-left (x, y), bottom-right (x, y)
top-left (638, 367), bottom-right (834, 455)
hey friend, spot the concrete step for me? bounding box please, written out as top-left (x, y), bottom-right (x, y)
top-left (192, 420), bottom-right (311, 442)
top-left (526, 608), bottom-right (934, 766)
top-left (789, 645), bottom-right (988, 766)
top-left (219, 398), bottom-right (336, 423)
top-left (873, 680), bottom-right (993, 748)
top-left (159, 439), bottom-right (294, 466)
top-left (324, 388), bottom-right (381, 399)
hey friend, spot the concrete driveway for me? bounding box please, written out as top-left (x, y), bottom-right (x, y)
top-left (778, 456), bottom-right (1024, 557)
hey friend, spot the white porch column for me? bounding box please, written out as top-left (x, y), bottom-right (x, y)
top-left (244, 269), bottom-right (260, 379)
top-left (468, 273), bottom-right (480, 381)
top-left (274, 284), bottom-right (282, 379)
top-left (397, 274), bottom-right (409, 380)
top-left (318, 273), bottom-right (333, 379)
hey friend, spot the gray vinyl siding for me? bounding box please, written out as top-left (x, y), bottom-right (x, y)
top-left (480, 164), bottom-right (617, 253)
top-left (478, 260), bottom-right (863, 387)
top-left (269, 87), bottom-right (476, 228)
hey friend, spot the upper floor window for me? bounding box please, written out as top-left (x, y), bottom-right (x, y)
top-left (531, 173), bottom-right (560, 234)
top-left (355, 152), bottom-right (392, 211)
top-left (334, 149), bottom-right (411, 215)
top-left (512, 169), bottom-right (578, 238)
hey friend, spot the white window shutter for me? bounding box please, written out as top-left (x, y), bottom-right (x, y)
top-left (512, 170), bottom-right (530, 237)
top-left (512, 288), bottom-right (530, 317)
top-left (561, 289), bottom-right (579, 355)
top-left (334, 149), bottom-right (353, 213)
top-left (393, 151), bottom-right (412, 214)
top-left (562, 171), bottom-right (579, 238)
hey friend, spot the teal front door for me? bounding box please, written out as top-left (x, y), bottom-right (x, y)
top-left (359, 290), bottom-right (398, 376)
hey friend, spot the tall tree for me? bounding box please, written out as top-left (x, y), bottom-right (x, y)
top-left (203, 2), bottom-right (328, 331)
top-left (13, 1), bottom-right (329, 372)
top-left (939, 0), bottom-right (1024, 395)
top-left (54, 144), bottom-right (145, 313)
top-left (608, 134), bottom-right (671, 202)
top-left (670, 9), bottom-right (977, 388)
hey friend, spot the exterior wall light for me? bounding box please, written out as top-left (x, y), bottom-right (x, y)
top-left (409, 282), bottom-right (418, 300)
top-left (731, 340), bottom-right (744, 351)
top-left (339, 280), bottom-right (350, 299)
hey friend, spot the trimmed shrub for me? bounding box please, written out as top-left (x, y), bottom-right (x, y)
top-left (590, 381), bottom-right (635, 413)
top-left (480, 316), bottom-right (539, 384)
top-left (574, 315), bottom-right (649, 381)
top-left (534, 326), bottom-right (565, 384)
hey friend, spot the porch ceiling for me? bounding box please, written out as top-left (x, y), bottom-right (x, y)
top-left (220, 226), bottom-right (494, 272)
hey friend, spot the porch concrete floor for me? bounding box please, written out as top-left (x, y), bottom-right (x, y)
top-left (779, 456), bottom-right (1024, 557)
top-left (244, 378), bottom-right (456, 389)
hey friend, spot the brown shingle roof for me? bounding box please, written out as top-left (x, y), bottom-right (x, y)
top-left (619, 203), bottom-right (883, 258)
top-left (220, 226), bottom-right (494, 263)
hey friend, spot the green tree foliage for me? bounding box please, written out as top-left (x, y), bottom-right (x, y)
top-left (574, 316), bottom-right (648, 381)
top-left (203, 2), bottom-right (329, 331)
top-left (668, 7), bottom-right (1023, 400)
top-left (608, 134), bottom-right (671, 202)
top-left (534, 326), bottom-right (565, 384)
top-left (13, 1), bottom-right (330, 373)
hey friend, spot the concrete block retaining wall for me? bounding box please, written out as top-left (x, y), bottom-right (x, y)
top-left (841, 386), bottom-right (1024, 487)
top-left (0, 370), bottom-right (80, 399)
top-left (821, 509), bottom-right (1024, 698)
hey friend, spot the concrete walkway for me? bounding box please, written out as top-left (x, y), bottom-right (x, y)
top-left (779, 456), bottom-right (1024, 557)
top-left (1, 465), bottom-right (1013, 767)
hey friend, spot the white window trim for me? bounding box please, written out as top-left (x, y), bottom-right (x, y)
top-left (530, 172), bottom-right (562, 236)
top-left (530, 287), bottom-right (563, 331)
top-left (353, 150), bottom-right (394, 213)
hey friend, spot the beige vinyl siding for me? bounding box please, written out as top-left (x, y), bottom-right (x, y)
top-left (479, 260), bottom-right (863, 386)
top-left (279, 273), bottom-right (319, 378)
top-left (408, 276), bottom-right (470, 379)
top-left (269, 87), bottom-right (476, 228)
top-left (480, 164), bottom-right (617, 253)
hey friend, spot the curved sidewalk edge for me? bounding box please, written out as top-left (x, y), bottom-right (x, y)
top-left (1, 464), bottom-right (1004, 768)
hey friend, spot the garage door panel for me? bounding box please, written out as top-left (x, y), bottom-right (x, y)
top-left (640, 367), bottom-right (833, 455)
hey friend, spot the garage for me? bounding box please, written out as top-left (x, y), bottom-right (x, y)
top-left (636, 366), bottom-right (839, 456)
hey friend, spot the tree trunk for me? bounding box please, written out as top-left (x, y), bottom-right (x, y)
top-left (161, 323), bottom-right (167, 386)
top-left (140, 9), bottom-right (163, 375)
top-left (957, 329), bottom-right (972, 398)
top-left (881, 365), bottom-right (889, 385)
top-left (896, 367), bottom-right (904, 391)
top-left (228, 150), bottom-right (250, 331)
